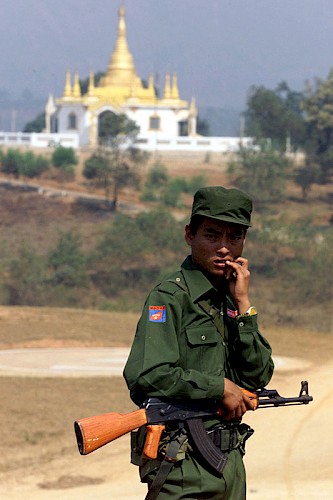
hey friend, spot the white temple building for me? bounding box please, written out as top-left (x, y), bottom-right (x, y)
top-left (46, 6), bottom-right (197, 148)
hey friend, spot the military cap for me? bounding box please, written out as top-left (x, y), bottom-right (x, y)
top-left (191, 186), bottom-right (252, 227)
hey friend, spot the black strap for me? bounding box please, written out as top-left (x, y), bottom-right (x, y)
top-left (144, 430), bottom-right (187, 500)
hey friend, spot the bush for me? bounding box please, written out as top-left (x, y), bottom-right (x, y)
top-left (19, 152), bottom-right (50, 178)
top-left (51, 146), bottom-right (78, 168)
top-left (83, 153), bottom-right (107, 179)
top-left (0, 149), bottom-right (50, 179)
top-left (186, 174), bottom-right (208, 194)
top-left (228, 148), bottom-right (291, 203)
top-left (1, 148), bottom-right (22, 177)
top-left (146, 163), bottom-right (169, 188)
top-left (48, 232), bottom-right (88, 287)
top-left (6, 244), bottom-right (47, 305)
top-left (161, 178), bottom-right (187, 207)
top-left (136, 208), bottom-right (186, 254)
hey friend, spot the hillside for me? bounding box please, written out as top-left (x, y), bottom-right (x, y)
top-left (0, 151), bottom-right (332, 332)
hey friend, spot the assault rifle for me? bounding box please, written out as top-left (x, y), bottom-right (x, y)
top-left (74, 380), bottom-right (312, 471)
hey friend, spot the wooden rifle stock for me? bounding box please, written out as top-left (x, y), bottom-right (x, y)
top-left (74, 408), bottom-right (148, 455)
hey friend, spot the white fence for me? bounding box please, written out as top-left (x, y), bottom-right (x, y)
top-left (135, 135), bottom-right (255, 152)
top-left (0, 131), bottom-right (255, 152)
top-left (0, 132), bottom-right (79, 149)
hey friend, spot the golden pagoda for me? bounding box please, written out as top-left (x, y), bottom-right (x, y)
top-left (48, 6), bottom-right (196, 147)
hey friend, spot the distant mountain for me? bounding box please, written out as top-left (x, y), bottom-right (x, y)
top-left (198, 106), bottom-right (244, 137)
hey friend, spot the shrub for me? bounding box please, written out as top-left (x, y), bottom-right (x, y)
top-left (51, 146), bottom-right (78, 168)
top-left (48, 232), bottom-right (88, 287)
top-left (146, 163), bottom-right (169, 188)
top-left (161, 178), bottom-right (186, 207)
top-left (1, 148), bottom-right (22, 178)
top-left (186, 174), bottom-right (208, 194)
top-left (6, 244), bottom-right (47, 305)
top-left (19, 152), bottom-right (50, 178)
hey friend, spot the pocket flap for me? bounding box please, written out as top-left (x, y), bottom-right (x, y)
top-left (185, 325), bottom-right (219, 346)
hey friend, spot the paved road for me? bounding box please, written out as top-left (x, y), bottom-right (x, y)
top-left (0, 347), bottom-right (130, 377)
top-left (0, 347), bottom-right (311, 377)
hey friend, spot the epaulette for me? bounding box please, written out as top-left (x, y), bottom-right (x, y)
top-left (155, 273), bottom-right (189, 295)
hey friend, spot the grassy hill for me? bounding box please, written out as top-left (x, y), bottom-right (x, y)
top-left (0, 151), bottom-right (332, 332)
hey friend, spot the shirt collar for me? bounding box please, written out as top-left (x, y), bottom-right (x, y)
top-left (180, 256), bottom-right (216, 302)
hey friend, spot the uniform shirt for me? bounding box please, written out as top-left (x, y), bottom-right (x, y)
top-left (124, 256), bottom-right (274, 407)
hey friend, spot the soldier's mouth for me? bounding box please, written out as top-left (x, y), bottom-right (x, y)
top-left (213, 259), bottom-right (232, 268)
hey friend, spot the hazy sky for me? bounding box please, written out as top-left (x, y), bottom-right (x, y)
top-left (1, 0), bottom-right (333, 109)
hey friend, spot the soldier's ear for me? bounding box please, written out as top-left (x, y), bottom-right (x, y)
top-left (184, 225), bottom-right (193, 246)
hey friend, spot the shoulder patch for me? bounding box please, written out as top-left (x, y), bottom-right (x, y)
top-left (149, 305), bottom-right (166, 322)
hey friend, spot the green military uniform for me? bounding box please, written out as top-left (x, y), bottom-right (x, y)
top-left (123, 256), bottom-right (274, 499)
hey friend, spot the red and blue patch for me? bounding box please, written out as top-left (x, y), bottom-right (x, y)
top-left (149, 305), bottom-right (167, 323)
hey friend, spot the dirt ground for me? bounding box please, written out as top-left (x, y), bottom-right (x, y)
top-left (0, 306), bottom-right (332, 499)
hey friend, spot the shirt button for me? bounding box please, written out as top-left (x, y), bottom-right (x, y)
top-left (239, 322), bottom-right (244, 327)
top-left (201, 335), bottom-right (206, 341)
top-left (176, 277), bottom-right (181, 282)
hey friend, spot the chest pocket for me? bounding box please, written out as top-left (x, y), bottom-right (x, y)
top-left (185, 324), bottom-right (225, 374)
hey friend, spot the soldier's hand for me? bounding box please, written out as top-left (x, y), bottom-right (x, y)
top-left (221, 378), bottom-right (255, 420)
top-left (225, 258), bottom-right (251, 314)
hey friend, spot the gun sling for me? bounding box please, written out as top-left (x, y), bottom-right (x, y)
top-left (145, 428), bottom-right (188, 500)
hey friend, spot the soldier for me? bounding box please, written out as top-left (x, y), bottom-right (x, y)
top-left (124, 186), bottom-right (274, 499)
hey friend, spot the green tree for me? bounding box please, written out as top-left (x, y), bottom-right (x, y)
top-left (140, 163), bottom-right (169, 202)
top-left (245, 82), bottom-right (306, 151)
top-left (79, 71), bottom-right (105, 94)
top-left (228, 146), bottom-right (291, 203)
top-left (197, 116), bottom-right (210, 136)
top-left (6, 244), bottom-right (47, 305)
top-left (83, 113), bottom-right (148, 210)
top-left (48, 232), bottom-right (88, 287)
top-left (1, 148), bottom-right (22, 178)
top-left (98, 111), bottom-right (139, 145)
top-left (161, 177), bottom-right (187, 207)
top-left (90, 213), bottom-right (151, 295)
top-left (302, 69), bottom-right (333, 182)
top-left (293, 160), bottom-right (320, 200)
top-left (51, 146), bottom-right (78, 167)
top-left (19, 151), bottom-right (49, 179)
top-left (90, 210), bottom-right (186, 298)
top-left (51, 146), bottom-right (78, 181)
top-left (23, 112), bottom-right (46, 133)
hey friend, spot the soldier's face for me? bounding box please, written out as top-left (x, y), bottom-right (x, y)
top-left (185, 217), bottom-right (246, 285)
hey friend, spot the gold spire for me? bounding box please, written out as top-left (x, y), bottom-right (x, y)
top-left (171, 73), bottom-right (179, 99)
top-left (148, 73), bottom-right (154, 92)
top-left (163, 73), bottom-right (171, 99)
top-left (63, 71), bottom-right (72, 97)
top-left (88, 71), bottom-right (95, 95)
top-left (73, 71), bottom-right (81, 97)
top-left (101, 6), bottom-right (141, 88)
